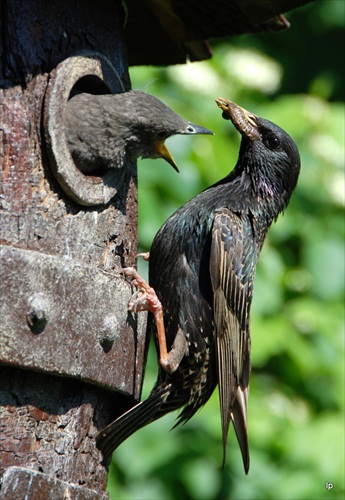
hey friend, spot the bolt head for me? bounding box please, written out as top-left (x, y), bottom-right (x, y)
top-left (26, 293), bottom-right (50, 333)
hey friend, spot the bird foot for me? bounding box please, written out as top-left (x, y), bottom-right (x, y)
top-left (123, 267), bottom-right (160, 314)
top-left (123, 267), bottom-right (174, 372)
top-left (136, 252), bottom-right (150, 261)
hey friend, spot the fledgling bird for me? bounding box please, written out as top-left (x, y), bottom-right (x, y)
top-left (97, 98), bottom-right (300, 473)
top-left (64, 90), bottom-right (213, 173)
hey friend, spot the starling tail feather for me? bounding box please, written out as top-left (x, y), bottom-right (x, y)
top-left (97, 385), bottom-right (173, 461)
top-left (97, 98), bottom-right (300, 473)
top-left (65, 90), bottom-right (213, 173)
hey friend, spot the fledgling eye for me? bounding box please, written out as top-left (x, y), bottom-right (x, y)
top-left (264, 133), bottom-right (281, 150)
top-left (157, 131), bottom-right (167, 139)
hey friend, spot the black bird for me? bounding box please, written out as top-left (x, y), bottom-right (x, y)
top-left (97, 98), bottom-right (300, 473)
top-left (64, 90), bottom-right (213, 174)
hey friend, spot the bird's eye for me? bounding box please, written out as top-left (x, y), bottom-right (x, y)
top-left (157, 131), bottom-right (166, 139)
top-left (186, 125), bottom-right (195, 133)
top-left (264, 134), bottom-right (281, 150)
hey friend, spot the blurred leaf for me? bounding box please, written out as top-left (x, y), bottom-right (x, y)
top-left (107, 1), bottom-right (345, 498)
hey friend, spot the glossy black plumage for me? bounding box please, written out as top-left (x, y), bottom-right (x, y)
top-left (65, 90), bottom-right (213, 173)
top-left (97, 99), bottom-right (300, 473)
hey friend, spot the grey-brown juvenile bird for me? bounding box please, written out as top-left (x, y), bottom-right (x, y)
top-left (64, 90), bottom-right (213, 173)
top-left (97, 98), bottom-right (300, 473)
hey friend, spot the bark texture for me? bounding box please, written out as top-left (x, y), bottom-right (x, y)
top-left (0, 0), bottom-right (146, 497)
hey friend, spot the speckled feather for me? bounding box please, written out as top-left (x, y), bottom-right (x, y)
top-left (97, 105), bottom-right (300, 473)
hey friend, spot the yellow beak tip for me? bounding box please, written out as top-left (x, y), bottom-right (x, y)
top-left (155, 141), bottom-right (179, 172)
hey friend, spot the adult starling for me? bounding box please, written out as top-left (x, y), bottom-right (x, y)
top-left (97, 98), bottom-right (300, 473)
top-left (64, 90), bottom-right (212, 173)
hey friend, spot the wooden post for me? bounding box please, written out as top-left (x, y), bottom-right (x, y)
top-left (0, 1), bottom-right (146, 497)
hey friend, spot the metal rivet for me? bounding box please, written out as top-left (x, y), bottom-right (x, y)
top-left (99, 314), bottom-right (120, 353)
top-left (26, 293), bottom-right (50, 334)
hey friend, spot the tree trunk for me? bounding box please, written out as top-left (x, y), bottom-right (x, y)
top-left (0, 1), bottom-right (147, 497)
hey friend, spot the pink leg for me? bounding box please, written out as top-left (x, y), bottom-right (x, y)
top-left (123, 267), bottom-right (169, 371)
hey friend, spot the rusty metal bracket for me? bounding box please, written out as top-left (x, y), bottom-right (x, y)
top-left (0, 246), bottom-right (146, 399)
top-left (43, 52), bottom-right (125, 207)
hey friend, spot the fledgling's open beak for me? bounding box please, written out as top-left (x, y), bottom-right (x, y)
top-left (215, 98), bottom-right (261, 141)
top-left (155, 122), bottom-right (213, 172)
top-left (154, 141), bottom-right (180, 172)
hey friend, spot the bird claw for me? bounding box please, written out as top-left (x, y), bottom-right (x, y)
top-left (127, 289), bottom-right (150, 313)
top-left (136, 252), bottom-right (150, 261)
top-left (122, 267), bottom-right (162, 316)
top-left (122, 267), bottom-right (137, 279)
top-left (122, 266), bottom-right (175, 373)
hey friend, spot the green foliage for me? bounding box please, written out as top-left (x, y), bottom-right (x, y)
top-left (108, 1), bottom-right (344, 498)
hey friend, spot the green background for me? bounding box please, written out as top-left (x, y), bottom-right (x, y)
top-left (108, 1), bottom-right (344, 498)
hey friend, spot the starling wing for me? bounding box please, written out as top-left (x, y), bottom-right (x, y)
top-left (210, 208), bottom-right (252, 473)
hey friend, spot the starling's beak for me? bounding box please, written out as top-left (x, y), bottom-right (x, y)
top-left (182, 123), bottom-right (214, 136)
top-left (215, 98), bottom-right (261, 141)
top-left (154, 122), bottom-right (212, 172)
top-left (155, 141), bottom-right (180, 173)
